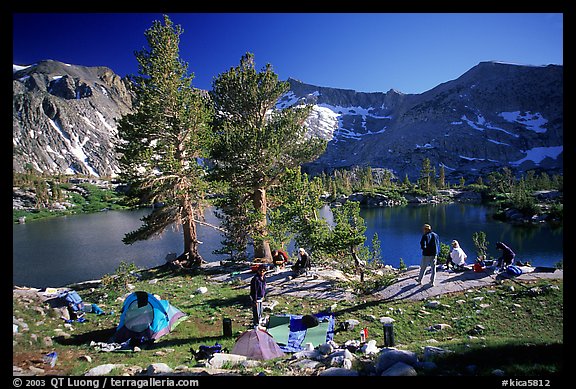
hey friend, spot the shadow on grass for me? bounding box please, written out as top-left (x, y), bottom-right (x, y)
top-left (54, 327), bottom-right (117, 346)
top-left (53, 327), bottom-right (238, 350)
top-left (183, 294), bottom-right (250, 311)
top-left (429, 342), bottom-right (563, 376)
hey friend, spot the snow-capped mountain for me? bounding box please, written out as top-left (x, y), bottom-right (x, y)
top-left (13, 60), bottom-right (132, 177)
top-left (284, 61), bottom-right (563, 181)
top-left (13, 60), bottom-right (562, 182)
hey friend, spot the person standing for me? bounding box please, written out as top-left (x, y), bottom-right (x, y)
top-left (417, 223), bottom-right (440, 287)
top-left (250, 265), bottom-right (267, 327)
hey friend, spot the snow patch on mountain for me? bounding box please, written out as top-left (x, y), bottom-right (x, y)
top-left (499, 111), bottom-right (548, 133)
top-left (48, 118), bottom-right (99, 176)
top-left (511, 146), bottom-right (563, 166)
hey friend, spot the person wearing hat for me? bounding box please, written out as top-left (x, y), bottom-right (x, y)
top-left (417, 223), bottom-right (440, 287)
top-left (249, 264), bottom-right (267, 327)
top-left (291, 247), bottom-right (311, 274)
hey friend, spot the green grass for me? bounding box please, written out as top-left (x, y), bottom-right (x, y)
top-left (13, 265), bottom-right (563, 376)
top-left (13, 183), bottom-right (130, 224)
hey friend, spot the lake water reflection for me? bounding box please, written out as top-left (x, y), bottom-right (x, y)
top-left (13, 203), bottom-right (562, 288)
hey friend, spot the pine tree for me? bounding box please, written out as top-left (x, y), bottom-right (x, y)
top-left (419, 158), bottom-right (433, 193)
top-left (115, 15), bottom-right (214, 267)
top-left (371, 232), bottom-right (382, 264)
top-left (327, 201), bottom-right (367, 281)
top-left (438, 165), bottom-right (446, 189)
top-left (210, 53), bottom-right (326, 260)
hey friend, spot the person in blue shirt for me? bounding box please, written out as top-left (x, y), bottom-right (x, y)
top-left (417, 223), bottom-right (440, 287)
top-left (250, 265), bottom-right (267, 327)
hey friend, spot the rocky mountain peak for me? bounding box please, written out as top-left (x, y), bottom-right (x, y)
top-left (13, 60), bottom-right (562, 183)
top-left (13, 60), bottom-right (133, 177)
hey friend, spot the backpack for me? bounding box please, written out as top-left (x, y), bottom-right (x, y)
top-left (194, 343), bottom-right (223, 360)
top-left (473, 262), bottom-right (484, 273)
top-left (57, 290), bottom-right (84, 312)
top-left (302, 314), bottom-right (319, 328)
top-left (506, 265), bottom-right (523, 276)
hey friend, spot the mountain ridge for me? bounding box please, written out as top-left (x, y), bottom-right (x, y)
top-left (13, 59), bottom-right (563, 182)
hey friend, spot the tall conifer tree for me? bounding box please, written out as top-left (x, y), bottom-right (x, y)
top-left (115, 15), bottom-right (213, 267)
top-left (210, 53), bottom-right (326, 260)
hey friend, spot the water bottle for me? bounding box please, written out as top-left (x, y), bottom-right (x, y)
top-left (43, 352), bottom-right (57, 368)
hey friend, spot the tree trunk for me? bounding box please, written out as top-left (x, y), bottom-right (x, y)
top-left (180, 206), bottom-right (203, 267)
top-left (351, 247), bottom-right (364, 283)
top-left (252, 187), bottom-right (272, 260)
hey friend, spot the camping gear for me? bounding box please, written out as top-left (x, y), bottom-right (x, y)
top-left (57, 290), bottom-right (84, 313)
top-left (111, 291), bottom-right (187, 344)
top-left (194, 343), bottom-right (223, 360)
top-left (267, 315), bottom-right (291, 345)
top-left (383, 323), bottom-right (395, 347)
top-left (231, 328), bottom-right (285, 360)
top-left (223, 318), bottom-right (233, 337)
top-left (302, 314), bottom-right (319, 328)
top-left (360, 327), bottom-right (368, 342)
top-left (506, 265), bottom-right (523, 276)
top-left (43, 352), bottom-right (58, 368)
top-left (266, 312), bottom-right (335, 353)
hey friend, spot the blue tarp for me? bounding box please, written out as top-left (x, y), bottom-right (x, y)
top-left (275, 312), bottom-right (335, 353)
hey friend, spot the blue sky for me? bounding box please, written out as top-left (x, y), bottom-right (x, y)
top-left (12, 13), bottom-right (563, 94)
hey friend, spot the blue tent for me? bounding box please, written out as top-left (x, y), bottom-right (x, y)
top-left (112, 291), bottom-right (187, 344)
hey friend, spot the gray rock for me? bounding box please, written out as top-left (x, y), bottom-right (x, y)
top-left (240, 360), bottom-right (261, 368)
top-left (423, 346), bottom-right (454, 361)
top-left (28, 366), bottom-right (45, 375)
top-left (292, 359), bottom-right (322, 370)
top-left (426, 323), bottom-right (452, 331)
top-left (146, 363), bottom-right (173, 375)
top-left (195, 287), bottom-right (208, 294)
top-left (293, 349), bottom-right (323, 360)
top-left (206, 353), bottom-right (247, 369)
top-left (318, 343), bottom-right (334, 355)
top-left (379, 316), bottom-right (395, 324)
top-left (416, 361), bottom-right (437, 372)
top-left (381, 361), bottom-right (418, 376)
top-left (318, 367), bottom-right (359, 376)
top-left (375, 348), bottom-right (418, 374)
top-left (85, 364), bottom-right (124, 376)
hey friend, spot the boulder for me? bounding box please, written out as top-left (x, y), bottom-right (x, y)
top-left (375, 348), bottom-right (418, 374)
top-left (381, 361), bottom-right (418, 376)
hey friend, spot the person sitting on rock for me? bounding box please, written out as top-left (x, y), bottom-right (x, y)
top-left (271, 249), bottom-right (289, 269)
top-left (291, 248), bottom-right (311, 274)
top-left (446, 240), bottom-right (468, 271)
